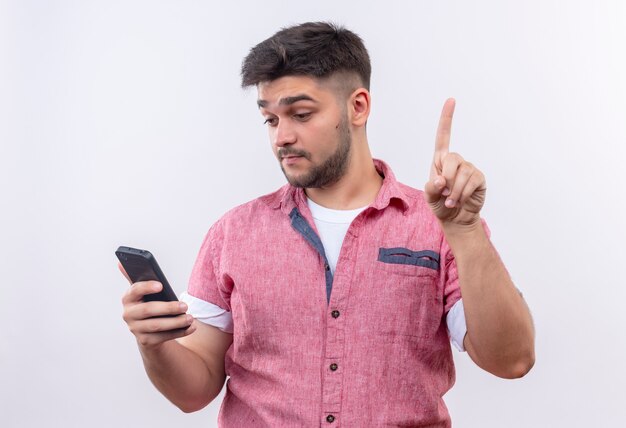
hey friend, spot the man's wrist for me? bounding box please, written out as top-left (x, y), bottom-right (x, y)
top-left (440, 218), bottom-right (487, 248)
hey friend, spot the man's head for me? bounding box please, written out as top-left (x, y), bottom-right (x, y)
top-left (241, 22), bottom-right (372, 189)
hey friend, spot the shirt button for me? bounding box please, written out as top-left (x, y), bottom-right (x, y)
top-left (324, 263), bottom-right (330, 271)
top-left (331, 310), bottom-right (340, 318)
top-left (330, 363), bottom-right (338, 371)
top-left (326, 415), bottom-right (335, 423)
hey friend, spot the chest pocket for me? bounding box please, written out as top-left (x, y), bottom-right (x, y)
top-left (374, 247), bottom-right (442, 338)
top-left (378, 247), bottom-right (439, 273)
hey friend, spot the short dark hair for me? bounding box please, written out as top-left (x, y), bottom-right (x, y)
top-left (241, 22), bottom-right (371, 90)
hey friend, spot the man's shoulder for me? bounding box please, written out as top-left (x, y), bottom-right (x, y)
top-left (216, 184), bottom-right (290, 225)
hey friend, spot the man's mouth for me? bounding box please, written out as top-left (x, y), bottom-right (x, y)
top-left (281, 154), bottom-right (305, 165)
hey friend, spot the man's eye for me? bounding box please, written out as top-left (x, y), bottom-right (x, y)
top-left (264, 117), bottom-right (278, 126)
top-left (293, 113), bottom-right (311, 121)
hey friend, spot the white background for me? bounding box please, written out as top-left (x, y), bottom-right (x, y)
top-left (1, 1), bottom-right (625, 427)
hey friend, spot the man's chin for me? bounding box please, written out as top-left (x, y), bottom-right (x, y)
top-left (282, 170), bottom-right (313, 188)
top-left (284, 174), bottom-right (308, 188)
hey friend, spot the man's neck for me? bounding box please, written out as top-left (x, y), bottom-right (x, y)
top-left (304, 152), bottom-right (383, 210)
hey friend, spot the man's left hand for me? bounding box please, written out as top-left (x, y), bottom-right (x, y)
top-left (424, 98), bottom-right (486, 229)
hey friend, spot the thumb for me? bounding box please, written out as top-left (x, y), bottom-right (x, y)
top-left (424, 175), bottom-right (446, 204)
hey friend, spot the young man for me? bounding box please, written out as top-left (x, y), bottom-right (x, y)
top-left (120, 22), bottom-right (535, 427)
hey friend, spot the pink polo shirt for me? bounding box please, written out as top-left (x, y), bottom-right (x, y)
top-left (188, 160), bottom-right (467, 427)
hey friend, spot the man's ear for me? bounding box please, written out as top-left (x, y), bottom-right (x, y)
top-left (349, 88), bottom-right (371, 127)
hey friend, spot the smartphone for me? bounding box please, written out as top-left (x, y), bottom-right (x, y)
top-left (115, 246), bottom-right (179, 302)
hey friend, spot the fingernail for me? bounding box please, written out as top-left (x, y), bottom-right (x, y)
top-left (152, 282), bottom-right (161, 291)
top-left (435, 178), bottom-right (444, 187)
top-left (442, 187), bottom-right (451, 196)
top-left (445, 198), bottom-right (455, 208)
top-left (179, 302), bottom-right (188, 311)
top-left (186, 315), bottom-right (194, 324)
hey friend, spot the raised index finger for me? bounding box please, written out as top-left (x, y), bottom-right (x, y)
top-left (435, 98), bottom-right (456, 154)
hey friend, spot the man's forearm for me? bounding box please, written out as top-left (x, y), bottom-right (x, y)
top-left (443, 222), bottom-right (535, 378)
top-left (139, 338), bottom-right (225, 412)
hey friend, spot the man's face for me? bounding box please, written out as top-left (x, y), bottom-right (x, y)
top-left (257, 76), bottom-right (352, 188)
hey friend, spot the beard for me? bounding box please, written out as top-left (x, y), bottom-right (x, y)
top-left (278, 114), bottom-right (352, 189)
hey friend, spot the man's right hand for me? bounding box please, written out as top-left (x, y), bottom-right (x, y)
top-left (119, 263), bottom-right (196, 348)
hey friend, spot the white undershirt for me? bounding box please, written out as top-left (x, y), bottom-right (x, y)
top-left (306, 197), bottom-right (367, 275)
top-left (180, 198), bottom-right (467, 351)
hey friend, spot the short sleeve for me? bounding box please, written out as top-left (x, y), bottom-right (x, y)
top-left (187, 220), bottom-right (232, 312)
top-left (179, 291), bottom-right (233, 333)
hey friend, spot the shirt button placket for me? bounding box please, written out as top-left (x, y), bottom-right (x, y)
top-left (323, 306), bottom-right (344, 425)
top-left (322, 227), bottom-right (357, 426)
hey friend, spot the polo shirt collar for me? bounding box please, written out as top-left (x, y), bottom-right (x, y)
top-left (270, 158), bottom-right (410, 215)
top-left (370, 159), bottom-right (410, 212)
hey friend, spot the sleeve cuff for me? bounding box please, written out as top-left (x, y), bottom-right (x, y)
top-left (179, 291), bottom-right (233, 333)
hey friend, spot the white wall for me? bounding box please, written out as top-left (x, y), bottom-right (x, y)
top-left (1, 1), bottom-right (624, 426)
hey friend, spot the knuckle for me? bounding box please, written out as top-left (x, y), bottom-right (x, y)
top-left (147, 322), bottom-right (160, 333)
top-left (138, 336), bottom-right (152, 347)
top-left (459, 167), bottom-right (472, 179)
top-left (121, 289), bottom-right (133, 303)
top-left (128, 324), bottom-right (139, 335)
top-left (128, 283), bottom-right (142, 298)
top-left (138, 304), bottom-right (152, 319)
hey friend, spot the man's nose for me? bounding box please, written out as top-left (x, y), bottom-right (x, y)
top-left (273, 121), bottom-right (296, 147)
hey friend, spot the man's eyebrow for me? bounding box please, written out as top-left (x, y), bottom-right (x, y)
top-left (280, 95), bottom-right (317, 105)
top-left (257, 94), bottom-right (317, 109)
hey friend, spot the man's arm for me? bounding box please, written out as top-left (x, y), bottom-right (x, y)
top-left (425, 99), bottom-right (535, 379)
top-left (444, 224), bottom-right (534, 378)
top-left (120, 265), bottom-right (233, 412)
